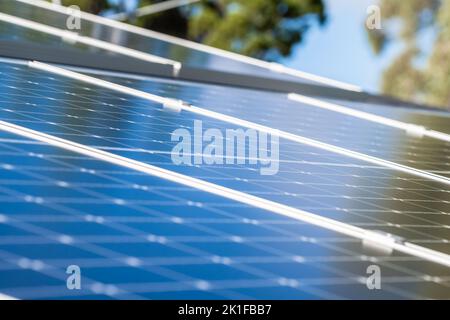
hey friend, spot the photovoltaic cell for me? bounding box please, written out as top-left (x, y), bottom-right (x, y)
top-left (0, 0), bottom-right (450, 299)
top-left (0, 1), bottom-right (449, 299)
top-left (97, 73), bottom-right (450, 178)
top-left (0, 60), bottom-right (449, 259)
top-left (0, 130), bottom-right (449, 299)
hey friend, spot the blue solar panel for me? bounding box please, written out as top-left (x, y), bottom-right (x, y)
top-left (94, 72), bottom-right (450, 178)
top-left (0, 60), bottom-right (448, 257)
top-left (0, 1), bottom-right (449, 301)
top-left (0, 130), bottom-right (449, 299)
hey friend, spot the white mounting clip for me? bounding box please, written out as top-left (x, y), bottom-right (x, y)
top-left (362, 230), bottom-right (405, 255)
top-left (405, 124), bottom-right (427, 139)
top-left (61, 30), bottom-right (79, 45)
top-left (162, 99), bottom-right (185, 113)
top-left (172, 62), bottom-right (182, 77)
top-left (268, 62), bottom-right (285, 73)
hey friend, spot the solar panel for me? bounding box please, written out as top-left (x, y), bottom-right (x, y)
top-left (0, 0), bottom-right (449, 301)
top-left (87, 72), bottom-right (450, 179)
top-left (1, 59), bottom-right (449, 254)
top-left (0, 129), bottom-right (449, 300)
top-left (0, 0), bottom-right (362, 90)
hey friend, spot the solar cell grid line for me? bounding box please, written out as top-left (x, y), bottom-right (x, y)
top-left (12, 58), bottom-right (450, 175)
top-left (0, 249), bottom-right (146, 300)
top-left (134, 79), bottom-right (450, 171)
top-left (1, 1), bottom-right (449, 303)
top-left (0, 78), bottom-right (188, 137)
top-left (6, 127), bottom-right (450, 255)
top-left (287, 93), bottom-right (450, 144)
top-left (0, 137), bottom-right (344, 300)
top-left (27, 61), bottom-right (450, 187)
top-left (1, 82), bottom-right (440, 159)
top-left (0, 121), bottom-right (415, 255)
top-left (0, 12), bottom-right (183, 76)
top-left (0, 139), bottom-right (400, 238)
top-left (4, 91), bottom-right (446, 181)
top-left (1, 61), bottom-right (450, 254)
top-left (0, 70), bottom-right (450, 218)
top-left (9, 148), bottom-right (442, 238)
top-left (12, 0), bottom-right (362, 91)
top-left (83, 67), bottom-right (450, 178)
top-left (1, 63), bottom-right (448, 195)
top-left (0, 142), bottom-right (446, 300)
top-left (3, 69), bottom-right (445, 179)
top-left (1, 116), bottom-right (450, 269)
top-left (0, 139), bottom-right (424, 298)
top-left (10, 140), bottom-right (446, 218)
top-left (0, 133), bottom-right (449, 299)
top-left (128, 164), bottom-right (450, 253)
top-left (3, 67), bottom-right (450, 212)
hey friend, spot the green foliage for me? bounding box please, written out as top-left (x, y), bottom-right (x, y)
top-left (61, 0), bottom-right (326, 60)
top-left (368, 0), bottom-right (450, 108)
top-left (187, 0), bottom-right (326, 59)
top-left (381, 48), bottom-right (425, 101)
top-left (367, 29), bottom-right (386, 55)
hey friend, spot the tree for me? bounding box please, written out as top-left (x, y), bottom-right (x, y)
top-left (184, 0), bottom-right (326, 59)
top-left (62, 0), bottom-right (326, 60)
top-left (367, 0), bottom-right (450, 109)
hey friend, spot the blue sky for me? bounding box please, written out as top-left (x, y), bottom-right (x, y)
top-left (281, 0), bottom-right (402, 93)
top-left (113, 0), bottom-right (409, 93)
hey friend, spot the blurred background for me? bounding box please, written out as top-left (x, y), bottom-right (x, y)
top-left (38, 0), bottom-right (450, 109)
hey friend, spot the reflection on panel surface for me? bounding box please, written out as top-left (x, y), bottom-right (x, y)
top-left (0, 0), bottom-right (307, 82)
top-left (0, 60), bottom-right (449, 260)
top-left (0, 130), bottom-right (449, 299)
top-left (0, 0), bottom-right (449, 301)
